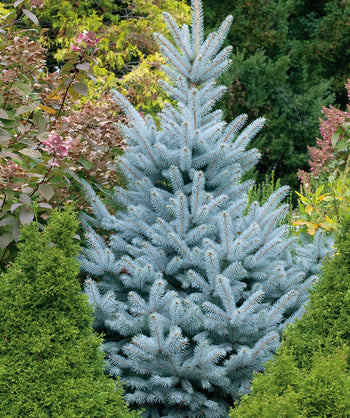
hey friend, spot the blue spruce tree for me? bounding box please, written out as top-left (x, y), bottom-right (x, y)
top-left (76, 1), bottom-right (333, 415)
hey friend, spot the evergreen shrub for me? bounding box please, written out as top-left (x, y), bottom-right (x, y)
top-left (201, 0), bottom-right (350, 190)
top-left (231, 217), bottom-right (350, 417)
top-left (0, 206), bottom-right (139, 417)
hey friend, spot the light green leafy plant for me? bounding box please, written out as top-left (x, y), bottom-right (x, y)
top-left (294, 82), bottom-right (350, 235)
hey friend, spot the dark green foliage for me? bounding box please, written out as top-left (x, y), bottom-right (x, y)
top-left (200, 0), bottom-right (350, 190)
top-left (201, 0), bottom-right (290, 53)
top-left (222, 49), bottom-right (333, 189)
top-left (288, 0), bottom-right (350, 104)
top-left (230, 216), bottom-right (350, 417)
top-left (0, 207), bottom-right (139, 418)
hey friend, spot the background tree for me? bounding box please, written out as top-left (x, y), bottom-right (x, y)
top-left (198, 0), bottom-right (350, 191)
top-left (77, 1), bottom-right (333, 415)
top-left (0, 206), bottom-right (140, 417)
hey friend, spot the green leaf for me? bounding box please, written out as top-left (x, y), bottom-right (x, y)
top-left (67, 86), bottom-right (80, 100)
top-left (60, 62), bottom-right (74, 75)
top-left (6, 190), bottom-right (15, 201)
top-left (78, 157), bottom-right (94, 170)
top-left (0, 150), bottom-right (21, 159)
top-left (14, 0), bottom-right (25, 7)
top-left (71, 82), bottom-right (89, 97)
top-left (18, 148), bottom-right (42, 159)
top-left (33, 113), bottom-right (49, 134)
top-left (85, 56), bottom-right (97, 65)
top-left (22, 8), bottom-right (39, 26)
top-left (0, 232), bottom-right (13, 249)
top-left (19, 207), bottom-right (34, 225)
top-left (0, 119), bottom-right (18, 129)
top-left (1, 10), bottom-right (16, 25)
top-left (10, 203), bottom-right (23, 213)
top-left (0, 109), bottom-right (9, 119)
top-left (15, 105), bottom-right (31, 116)
top-left (13, 81), bottom-right (31, 96)
top-left (76, 62), bottom-right (90, 71)
top-left (18, 137), bottom-right (37, 147)
top-left (83, 72), bottom-right (97, 83)
top-left (342, 124), bottom-right (350, 136)
top-left (0, 128), bottom-right (11, 147)
top-left (21, 186), bottom-right (34, 194)
top-left (331, 131), bottom-right (341, 148)
top-left (334, 139), bottom-right (349, 151)
top-left (12, 224), bottom-right (20, 242)
top-left (38, 183), bottom-right (54, 201)
top-left (0, 216), bottom-right (17, 228)
top-left (315, 185), bottom-right (325, 198)
top-left (19, 194), bottom-right (31, 205)
top-left (29, 101), bottom-right (41, 112)
top-left (63, 51), bottom-right (78, 60)
top-left (15, 101), bottom-right (40, 116)
top-left (38, 202), bottom-right (53, 209)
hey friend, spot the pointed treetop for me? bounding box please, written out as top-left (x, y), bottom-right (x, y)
top-left (192, 0), bottom-right (204, 57)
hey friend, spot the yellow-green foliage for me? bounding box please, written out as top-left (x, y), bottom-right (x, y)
top-left (294, 81), bottom-right (350, 236)
top-left (0, 3), bottom-right (7, 17)
top-left (37, 0), bottom-right (191, 113)
top-left (230, 346), bottom-right (350, 417)
top-left (231, 217), bottom-right (350, 417)
top-left (246, 171), bottom-right (293, 225)
top-left (293, 166), bottom-right (350, 235)
top-left (0, 207), bottom-right (140, 417)
top-left (247, 171), bottom-right (283, 207)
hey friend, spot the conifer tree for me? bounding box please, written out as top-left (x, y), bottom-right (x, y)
top-left (0, 207), bottom-right (139, 418)
top-left (77, 1), bottom-right (333, 415)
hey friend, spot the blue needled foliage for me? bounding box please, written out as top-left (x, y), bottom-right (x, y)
top-left (76, 1), bottom-right (333, 416)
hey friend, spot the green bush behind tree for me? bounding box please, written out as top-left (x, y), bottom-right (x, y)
top-left (200, 0), bottom-right (350, 191)
top-left (35, 0), bottom-right (190, 114)
top-left (230, 216), bottom-right (350, 416)
top-left (0, 206), bottom-right (140, 417)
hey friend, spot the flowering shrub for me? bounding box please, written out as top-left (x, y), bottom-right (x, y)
top-left (0, 2), bottom-right (126, 269)
top-left (42, 133), bottom-right (72, 167)
top-left (34, 0), bottom-right (191, 114)
top-left (71, 30), bottom-right (101, 54)
top-left (30, 0), bottom-right (43, 8)
top-left (294, 81), bottom-right (350, 235)
top-left (51, 95), bottom-right (127, 188)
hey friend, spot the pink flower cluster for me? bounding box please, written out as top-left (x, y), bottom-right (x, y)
top-left (298, 81), bottom-right (350, 186)
top-left (42, 133), bottom-right (72, 167)
top-left (71, 31), bottom-right (101, 55)
top-left (0, 160), bottom-right (26, 179)
top-left (30, 0), bottom-right (44, 8)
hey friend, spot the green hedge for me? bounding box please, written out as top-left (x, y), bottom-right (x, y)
top-left (231, 218), bottom-right (350, 417)
top-left (0, 207), bottom-right (140, 417)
